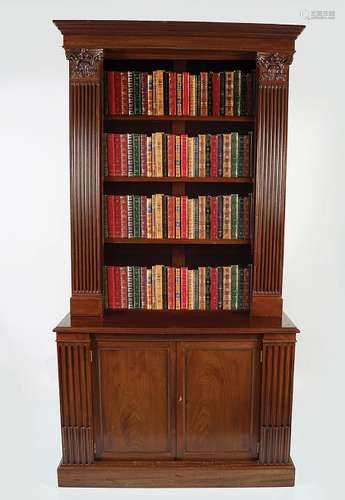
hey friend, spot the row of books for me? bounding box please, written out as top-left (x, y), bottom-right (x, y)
top-left (105, 132), bottom-right (253, 178)
top-left (105, 265), bottom-right (251, 310)
top-left (105, 194), bottom-right (251, 240)
top-left (107, 70), bottom-right (254, 116)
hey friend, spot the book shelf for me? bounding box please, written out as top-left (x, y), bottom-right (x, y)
top-left (53, 20), bottom-right (304, 488)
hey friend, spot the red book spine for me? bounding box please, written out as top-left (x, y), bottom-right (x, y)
top-left (120, 195), bottom-right (128, 237)
top-left (169, 72), bottom-right (177, 116)
top-left (141, 72), bottom-right (148, 115)
top-left (114, 267), bottom-right (121, 308)
top-left (181, 196), bottom-right (188, 239)
top-left (114, 72), bottom-right (121, 114)
top-left (210, 135), bottom-right (218, 177)
top-left (120, 266), bottom-right (128, 308)
top-left (107, 134), bottom-right (116, 176)
top-left (212, 72), bottom-right (220, 116)
top-left (140, 134), bottom-right (147, 176)
top-left (181, 134), bottom-right (188, 177)
top-left (107, 72), bottom-right (116, 115)
top-left (120, 134), bottom-right (128, 176)
top-left (181, 267), bottom-right (188, 310)
top-left (140, 267), bottom-right (147, 309)
top-left (107, 266), bottom-right (116, 308)
top-left (167, 267), bottom-right (175, 309)
top-left (114, 134), bottom-right (121, 176)
top-left (167, 134), bottom-right (175, 177)
top-left (141, 196), bottom-right (147, 238)
top-left (182, 72), bottom-right (190, 115)
top-left (210, 267), bottom-right (218, 310)
top-left (107, 196), bottom-right (115, 238)
top-left (210, 197), bottom-right (217, 240)
top-left (120, 71), bottom-right (128, 115)
top-left (114, 196), bottom-right (121, 237)
top-left (167, 196), bottom-right (175, 239)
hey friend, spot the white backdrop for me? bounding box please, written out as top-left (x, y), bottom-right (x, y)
top-left (0, 1), bottom-right (344, 499)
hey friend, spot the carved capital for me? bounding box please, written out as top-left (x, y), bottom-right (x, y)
top-left (66, 48), bottom-right (103, 81)
top-left (256, 52), bottom-right (293, 85)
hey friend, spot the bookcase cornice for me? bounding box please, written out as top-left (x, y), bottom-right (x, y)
top-left (53, 20), bottom-right (304, 54)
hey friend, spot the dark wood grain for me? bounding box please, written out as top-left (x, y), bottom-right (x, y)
top-left (57, 459), bottom-right (295, 487)
top-left (94, 340), bottom-right (176, 459)
top-left (105, 115), bottom-right (254, 122)
top-left (67, 48), bottom-right (103, 316)
top-left (259, 334), bottom-right (296, 464)
top-left (177, 340), bottom-right (260, 459)
top-left (57, 334), bottom-right (94, 464)
top-left (252, 52), bottom-right (292, 317)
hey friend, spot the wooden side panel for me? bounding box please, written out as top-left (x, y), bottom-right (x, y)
top-left (66, 48), bottom-right (104, 316)
top-left (94, 340), bottom-right (176, 459)
top-left (252, 52), bottom-right (293, 317)
top-left (57, 334), bottom-right (94, 464)
top-left (177, 340), bottom-right (260, 459)
top-left (259, 336), bottom-right (295, 464)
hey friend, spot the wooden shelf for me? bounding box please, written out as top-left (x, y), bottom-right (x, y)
top-left (105, 238), bottom-right (250, 245)
top-left (105, 114), bottom-right (254, 123)
top-left (104, 176), bottom-right (253, 184)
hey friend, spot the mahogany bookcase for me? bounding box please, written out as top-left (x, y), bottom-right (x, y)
top-left (53, 20), bottom-right (304, 487)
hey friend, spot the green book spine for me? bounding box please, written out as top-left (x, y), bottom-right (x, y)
top-left (133, 134), bottom-right (141, 176)
top-left (231, 265), bottom-right (238, 310)
top-left (127, 195), bottom-right (133, 238)
top-left (163, 266), bottom-right (168, 310)
top-left (207, 71), bottom-right (213, 115)
top-left (133, 195), bottom-right (141, 238)
top-left (127, 267), bottom-right (134, 309)
top-left (205, 266), bottom-right (211, 310)
top-left (133, 71), bottom-right (141, 115)
top-left (231, 194), bottom-right (239, 239)
top-left (163, 195), bottom-right (168, 239)
top-left (217, 134), bottom-right (223, 177)
top-left (205, 196), bottom-right (211, 239)
top-left (238, 196), bottom-right (245, 239)
top-left (233, 70), bottom-right (241, 116)
top-left (205, 134), bottom-right (211, 176)
top-left (133, 266), bottom-right (141, 308)
top-left (238, 135), bottom-right (245, 176)
top-left (127, 134), bottom-right (134, 176)
top-left (220, 72), bottom-right (226, 115)
top-left (103, 267), bottom-right (108, 309)
top-left (238, 267), bottom-right (244, 310)
top-left (240, 73), bottom-right (248, 116)
top-left (231, 132), bottom-right (239, 177)
top-left (217, 267), bottom-right (223, 309)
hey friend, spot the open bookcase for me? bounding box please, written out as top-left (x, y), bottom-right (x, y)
top-left (53, 20), bottom-right (304, 488)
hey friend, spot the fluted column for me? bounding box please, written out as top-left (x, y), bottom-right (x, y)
top-left (57, 334), bottom-right (94, 464)
top-left (259, 334), bottom-right (295, 464)
top-left (65, 48), bottom-right (103, 316)
top-left (252, 52), bottom-right (293, 317)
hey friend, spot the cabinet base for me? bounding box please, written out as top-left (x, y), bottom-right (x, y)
top-left (58, 459), bottom-right (295, 487)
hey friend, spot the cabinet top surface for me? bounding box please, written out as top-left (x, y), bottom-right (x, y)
top-left (54, 311), bottom-right (299, 335)
top-left (53, 20), bottom-right (304, 53)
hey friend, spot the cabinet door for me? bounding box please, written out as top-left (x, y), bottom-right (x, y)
top-left (177, 340), bottom-right (260, 460)
top-left (94, 340), bottom-right (176, 459)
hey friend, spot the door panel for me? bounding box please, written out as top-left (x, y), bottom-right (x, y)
top-left (94, 340), bottom-right (176, 459)
top-left (177, 340), bottom-right (260, 459)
